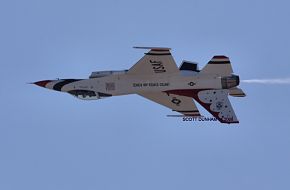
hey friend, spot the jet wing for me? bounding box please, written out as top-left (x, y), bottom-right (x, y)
top-left (193, 89), bottom-right (239, 123)
top-left (127, 47), bottom-right (180, 75)
top-left (138, 92), bottom-right (201, 116)
top-left (165, 89), bottom-right (239, 123)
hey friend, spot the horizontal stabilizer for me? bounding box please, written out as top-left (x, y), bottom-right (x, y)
top-left (229, 87), bottom-right (246, 97)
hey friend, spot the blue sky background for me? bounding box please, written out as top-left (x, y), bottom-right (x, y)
top-left (1, 0), bottom-right (290, 189)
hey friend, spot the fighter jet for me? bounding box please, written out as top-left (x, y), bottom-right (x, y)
top-left (34, 47), bottom-right (246, 124)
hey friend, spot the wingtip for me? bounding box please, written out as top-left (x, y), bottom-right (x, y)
top-left (133, 46), bottom-right (171, 51)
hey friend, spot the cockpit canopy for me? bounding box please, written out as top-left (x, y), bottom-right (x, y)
top-left (89, 70), bottom-right (128, 79)
top-left (179, 60), bottom-right (200, 76)
top-left (179, 60), bottom-right (200, 72)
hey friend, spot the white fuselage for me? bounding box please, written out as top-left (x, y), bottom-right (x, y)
top-left (33, 47), bottom-right (244, 124)
top-left (61, 72), bottom-right (222, 97)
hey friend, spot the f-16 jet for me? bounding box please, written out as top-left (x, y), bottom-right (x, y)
top-left (34, 47), bottom-right (245, 124)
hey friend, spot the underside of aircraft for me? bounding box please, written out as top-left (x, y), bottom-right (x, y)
top-left (34, 47), bottom-right (246, 124)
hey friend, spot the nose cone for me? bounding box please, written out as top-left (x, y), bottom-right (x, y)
top-left (33, 80), bottom-right (52, 88)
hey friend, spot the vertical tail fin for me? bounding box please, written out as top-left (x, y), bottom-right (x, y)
top-left (200, 55), bottom-right (233, 76)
